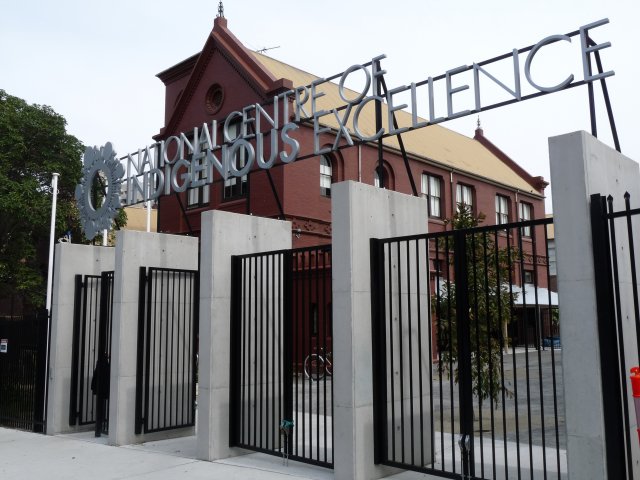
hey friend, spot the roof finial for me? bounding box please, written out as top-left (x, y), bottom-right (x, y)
top-left (477, 115), bottom-right (481, 129)
top-left (217, 1), bottom-right (224, 18)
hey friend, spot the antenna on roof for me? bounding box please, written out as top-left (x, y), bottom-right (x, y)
top-left (256, 46), bottom-right (280, 54)
top-left (217, 1), bottom-right (224, 18)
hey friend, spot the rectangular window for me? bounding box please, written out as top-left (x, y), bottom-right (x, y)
top-left (421, 174), bottom-right (442, 218)
top-left (224, 121), bottom-right (248, 199)
top-left (495, 195), bottom-right (509, 225)
top-left (320, 155), bottom-right (332, 197)
top-left (456, 183), bottom-right (474, 211)
top-left (187, 164), bottom-right (210, 208)
top-left (524, 270), bottom-right (534, 284)
top-left (519, 202), bottom-right (533, 236)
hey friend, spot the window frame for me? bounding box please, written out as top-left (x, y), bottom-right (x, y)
top-left (495, 194), bottom-right (510, 225)
top-left (320, 154), bottom-right (332, 197)
top-left (519, 201), bottom-right (533, 237)
top-left (223, 120), bottom-right (248, 200)
top-left (456, 183), bottom-right (474, 212)
top-left (421, 173), bottom-right (442, 218)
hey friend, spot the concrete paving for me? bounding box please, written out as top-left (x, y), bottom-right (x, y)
top-left (0, 427), bottom-right (438, 480)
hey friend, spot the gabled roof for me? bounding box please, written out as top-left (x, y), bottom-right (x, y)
top-left (155, 17), bottom-right (292, 139)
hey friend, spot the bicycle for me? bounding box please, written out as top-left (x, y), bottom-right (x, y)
top-left (303, 347), bottom-right (333, 381)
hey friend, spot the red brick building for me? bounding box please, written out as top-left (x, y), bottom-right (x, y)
top-left (154, 17), bottom-right (547, 250)
top-left (151, 15), bottom-right (555, 350)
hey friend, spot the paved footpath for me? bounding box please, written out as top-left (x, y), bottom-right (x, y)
top-left (0, 428), bottom-right (428, 480)
top-left (0, 428), bottom-right (334, 480)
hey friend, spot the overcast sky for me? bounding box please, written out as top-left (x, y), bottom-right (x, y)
top-left (2, 0), bottom-right (638, 212)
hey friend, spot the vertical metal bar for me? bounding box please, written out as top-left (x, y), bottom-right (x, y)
top-left (388, 241), bottom-right (396, 462)
top-left (252, 256), bottom-right (258, 446)
top-left (266, 254), bottom-right (272, 449)
top-left (506, 226), bottom-right (522, 479)
top-left (531, 224), bottom-right (549, 477)
top-left (470, 233), bottom-right (484, 477)
top-left (397, 240), bottom-right (406, 463)
top-left (517, 224), bottom-right (535, 476)
top-left (259, 256), bottom-right (264, 449)
top-left (77, 277), bottom-right (89, 424)
top-left (623, 193), bottom-right (640, 360)
top-left (283, 251), bottom-right (294, 458)
top-left (586, 47), bottom-right (597, 138)
top-left (135, 268), bottom-right (147, 434)
top-left (69, 275), bottom-right (83, 426)
top-left (375, 59), bottom-right (384, 180)
top-left (453, 229), bottom-right (474, 477)
top-left (370, 239), bottom-right (387, 464)
top-left (544, 221), bottom-right (562, 479)
top-left (192, 270), bottom-right (200, 427)
top-left (493, 228), bottom-right (508, 479)
top-left (589, 194), bottom-right (628, 479)
top-left (240, 258), bottom-right (247, 445)
top-left (589, 39), bottom-right (621, 152)
top-left (608, 196), bottom-right (634, 475)
top-left (482, 232), bottom-right (497, 479)
top-left (378, 75), bottom-right (418, 196)
top-left (314, 249), bottom-right (320, 461)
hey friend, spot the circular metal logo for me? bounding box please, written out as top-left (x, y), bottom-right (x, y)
top-left (75, 142), bottom-right (125, 240)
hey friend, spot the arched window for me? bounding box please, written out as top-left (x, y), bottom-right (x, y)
top-left (320, 155), bottom-right (332, 197)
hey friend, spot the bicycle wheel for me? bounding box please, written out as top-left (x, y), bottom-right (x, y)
top-left (304, 354), bottom-right (325, 381)
top-left (324, 352), bottom-right (333, 376)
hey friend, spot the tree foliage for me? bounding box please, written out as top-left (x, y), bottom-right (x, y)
top-left (434, 206), bottom-right (518, 405)
top-left (0, 90), bottom-right (84, 308)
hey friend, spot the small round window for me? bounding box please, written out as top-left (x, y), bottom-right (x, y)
top-left (205, 84), bottom-right (224, 114)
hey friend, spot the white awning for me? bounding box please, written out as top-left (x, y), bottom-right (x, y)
top-left (510, 284), bottom-right (558, 306)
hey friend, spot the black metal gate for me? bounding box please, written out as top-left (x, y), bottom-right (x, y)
top-left (590, 192), bottom-right (640, 480)
top-left (371, 216), bottom-right (565, 479)
top-left (0, 310), bottom-right (49, 432)
top-left (69, 271), bottom-right (114, 436)
top-left (230, 245), bottom-right (333, 468)
top-left (135, 267), bottom-right (199, 434)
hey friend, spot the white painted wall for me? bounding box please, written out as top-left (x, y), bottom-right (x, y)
top-left (550, 130), bottom-right (640, 479)
top-left (47, 243), bottom-right (115, 435)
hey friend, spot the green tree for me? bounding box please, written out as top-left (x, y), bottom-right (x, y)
top-left (0, 90), bottom-right (84, 309)
top-left (434, 205), bottom-right (517, 404)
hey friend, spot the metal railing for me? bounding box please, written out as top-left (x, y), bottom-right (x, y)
top-left (135, 267), bottom-right (199, 434)
top-left (371, 217), bottom-right (565, 479)
top-left (0, 311), bottom-right (48, 432)
top-left (590, 192), bottom-right (640, 480)
top-left (230, 245), bottom-right (333, 468)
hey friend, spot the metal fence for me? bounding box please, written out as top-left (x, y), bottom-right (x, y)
top-left (69, 272), bottom-right (114, 436)
top-left (0, 311), bottom-right (49, 432)
top-left (590, 192), bottom-right (640, 480)
top-left (135, 267), bottom-right (199, 434)
top-left (230, 245), bottom-right (333, 468)
top-left (371, 216), bottom-right (565, 479)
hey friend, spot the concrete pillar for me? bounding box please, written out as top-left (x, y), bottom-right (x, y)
top-left (331, 181), bottom-right (429, 480)
top-left (549, 131), bottom-right (640, 479)
top-left (197, 210), bottom-right (291, 461)
top-left (47, 243), bottom-right (115, 434)
top-left (109, 230), bottom-right (198, 446)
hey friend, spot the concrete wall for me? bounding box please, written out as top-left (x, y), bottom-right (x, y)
top-left (331, 181), bottom-right (429, 480)
top-left (550, 130), bottom-right (640, 479)
top-left (197, 210), bottom-right (291, 461)
top-left (47, 243), bottom-right (115, 435)
top-left (109, 230), bottom-right (199, 446)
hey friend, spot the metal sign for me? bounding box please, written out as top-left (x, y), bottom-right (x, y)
top-left (76, 19), bottom-right (615, 239)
